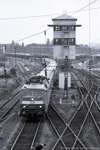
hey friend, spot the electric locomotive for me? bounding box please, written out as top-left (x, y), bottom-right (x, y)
top-left (19, 59), bottom-right (57, 118)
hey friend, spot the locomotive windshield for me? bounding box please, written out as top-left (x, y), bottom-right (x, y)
top-left (21, 89), bottom-right (44, 99)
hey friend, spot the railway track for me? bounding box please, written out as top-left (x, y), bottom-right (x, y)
top-left (47, 103), bottom-right (87, 150)
top-left (74, 68), bottom-right (100, 107)
top-left (47, 104), bottom-right (67, 150)
top-left (0, 92), bottom-right (20, 124)
top-left (10, 120), bottom-right (41, 150)
top-left (71, 68), bottom-right (100, 149)
top-left (0, 99), bottom-right (19, 120)
top-left (16, 60), bottom-right (31, 82)
top-left (0, 82), bottom-right (21, 102)
top-left (0, 91), bottom-right (19, 109)
top-left (16, 59), bottom-right (44, 83)
top-left (46, 67), bottom-right (100, 149)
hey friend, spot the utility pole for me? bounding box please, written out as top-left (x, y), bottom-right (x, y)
top-left (44, 31), bottom-right (46, 44)
top-left (15, 46), bottom-right (16, 67)
top-left (1, 46), bottom-right (3, 63)
top-left (0, 126), bottom-right (2, 140)
top-left (64, 56), bottom-right (69, 98)
top-left (65, 56), bottom-right (71, 99)
top-left (67, 57), bottom-right (69, 99)
top-left (4, 45), bottom-right (7, 82)
top-left (67, 57), bottom-right (69, 98)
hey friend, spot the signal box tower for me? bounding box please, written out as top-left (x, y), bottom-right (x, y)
top-left (48, 14), bottom-right (81, 59)
top-left (48, 14), bottom-right (81, 91)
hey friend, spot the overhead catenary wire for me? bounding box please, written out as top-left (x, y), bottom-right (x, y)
top-left (0, 0), bottom-right (98, 45)
top-left (69, 0), bottom-right (97, 16)
top-left (16, 31), bottom-right (46, 42)
top-left (68, 6), bottom-right (100, 13)
top-left (0, 6), bottom-right (99, 20)
top-left (15, 0), bottom-right (98, 43)
top-left (0, 13), bottom-right (63, 20)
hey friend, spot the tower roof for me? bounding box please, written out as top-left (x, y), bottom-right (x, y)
top-left (52, 14), bottom-right (77, 21)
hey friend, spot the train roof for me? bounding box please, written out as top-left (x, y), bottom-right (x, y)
top-left (21, 83), bottom-right (48, 91)
top-left (37, 59), bottom-right (57, 79)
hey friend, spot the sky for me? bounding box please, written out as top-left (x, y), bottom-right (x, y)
top-left (0, 0), bottom-right (100, 45)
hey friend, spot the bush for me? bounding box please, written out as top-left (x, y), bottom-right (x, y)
top-left (0, 74), bottom-right (11, 78)
top-left (0, 62), bottom-right (4, 66)
top-left (10, 68), bottom-right (16, 76)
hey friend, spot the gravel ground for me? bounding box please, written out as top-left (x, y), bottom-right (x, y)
top-left (35, 120), bottom-right (57, 150)
top-left (82, 120), bottom-right (100, 150)
top-left (51, 88), bottom-right (81, 123)
top-left (0, 114), bottom-right (23, 150)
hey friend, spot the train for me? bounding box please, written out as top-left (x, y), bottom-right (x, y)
top-left (19, 58), bottom-right (57, 118)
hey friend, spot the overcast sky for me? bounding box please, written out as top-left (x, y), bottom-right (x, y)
top-left (0, 0), bottom-right (100, 45)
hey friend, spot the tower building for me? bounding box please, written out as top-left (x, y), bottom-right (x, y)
top-left (48, 14), bottom-right (81, 59)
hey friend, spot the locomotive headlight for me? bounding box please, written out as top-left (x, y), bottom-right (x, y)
top-left (31, 98), bottom-right (34, 101)
top-left (23, 105), bottom-right (26, 108)
top-left (39, 105), bottom-right (42, 108)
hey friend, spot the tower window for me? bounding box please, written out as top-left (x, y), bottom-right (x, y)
top-left (54, 26), bottom-right (61, 31)
top-left (54, 38), bottom-right (61, 45)
top-left (61, 26), bottom-right (68, 31)
top-left (54, 38), bottom-right (75, 45)
top-left (69, 38), bottom-right (75, 45)
top-left (68, 26), bottom-right (75, 31)
top-left (61, 39), bottom-right (68, 45)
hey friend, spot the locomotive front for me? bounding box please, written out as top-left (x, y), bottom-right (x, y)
top-left (19, 83), bottom-right (47, 118)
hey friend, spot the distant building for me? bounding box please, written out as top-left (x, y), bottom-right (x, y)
top-left (48, 14), bottom-right (81, 59)
top-left (76, 45), bottom-right (91, 56)
top-left (76, 44), bottom-right (100, 57)
top-left (0, 44), bottom-right (3, 60)
top-left (25, 43), bottom-right (53, 58)
top-left (5, 41), bottom-right (53, 58)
